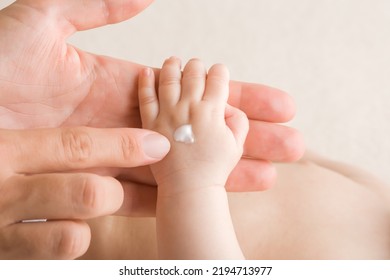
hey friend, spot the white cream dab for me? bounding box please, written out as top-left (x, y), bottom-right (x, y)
top-left (173, 124), bottom-right (195, 144)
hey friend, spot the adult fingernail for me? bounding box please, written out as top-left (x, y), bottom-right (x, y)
top-left (142, 133), bottom-right (171, 159)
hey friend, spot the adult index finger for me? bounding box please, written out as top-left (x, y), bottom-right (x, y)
top-left (2, 127), bottom-right (170, 174)
top-left (228, 81), bottom-right (296, 123)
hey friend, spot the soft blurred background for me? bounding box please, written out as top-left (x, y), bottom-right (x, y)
top-left (1, 0), bottom-right (389, 183)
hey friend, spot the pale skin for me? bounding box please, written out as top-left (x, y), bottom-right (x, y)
top-left (0, 127), bottom-right (171, 259)
top-left (88, 59), bottom-right (390, 260)
top-left (81, 155), bottom-right (390, 260)
top-left (1, 0), bottom-right (388, 261)
top-left (0, 0), bottom-right (304, 259)
top-left (138, 58), bottom-right (247, 259)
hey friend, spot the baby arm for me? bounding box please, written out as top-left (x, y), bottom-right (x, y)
top-left (138, 57), bottom-right (248, 259)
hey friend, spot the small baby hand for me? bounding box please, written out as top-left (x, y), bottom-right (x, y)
top-left (138, 58), bottom-right (249, 195)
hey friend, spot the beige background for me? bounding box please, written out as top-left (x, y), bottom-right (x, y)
top-left (2, 0), bottom-right (389, 183)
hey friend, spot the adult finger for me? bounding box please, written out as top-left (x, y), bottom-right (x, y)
top-left (1, 127), bottom-right (170, 174)
top-left (0, 173), bottom-right (124, 225)
top-left (228, 80), bottom-right (296, 123)
top-left (244, 121), bottom-right (305, 162)
top-left (226, 159), bottom-right (276, 192)
top-left (0, 220), bottom-right (90, 260)
top-left (116, 166), bottom-right (156, 187)
top-left (115, 180), bottom-right (157, 217)
top-left (14, 0), bottom-right (154, 35)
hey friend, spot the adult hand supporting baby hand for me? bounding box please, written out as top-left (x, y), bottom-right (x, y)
top-left (0, 127), bottom-right (169, 259)
top-left (0, 0), bottom-right (304, 214)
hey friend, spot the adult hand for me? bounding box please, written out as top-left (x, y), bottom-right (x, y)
top-left (0, 127), bottom-right (170, 259)
top-left (0, 0), bottom-right (304, 194)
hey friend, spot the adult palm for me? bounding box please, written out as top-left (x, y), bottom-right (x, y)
top-left (0, 0), bottom-right (153, 129)
top-left (0, 0), bottom-right (304, 197)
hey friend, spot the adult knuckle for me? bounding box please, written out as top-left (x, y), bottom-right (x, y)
top-left (79, 175), bottom-right (101, 213)
top-left (120, 134), bottom-right (140, 161)
top-left (100, 0), bottom-right (112, 23)
top-left (60, 128), bottom-right (93, 166)
top-left (280, 129), bottom-right (305, 162)
top-left (100, 0), bottom-right (126, 24)
top-left (55, 223), bottom-right (87, 259)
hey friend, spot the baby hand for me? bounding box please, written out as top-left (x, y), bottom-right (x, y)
top-left (138, 58), bottom-right (249, 195)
